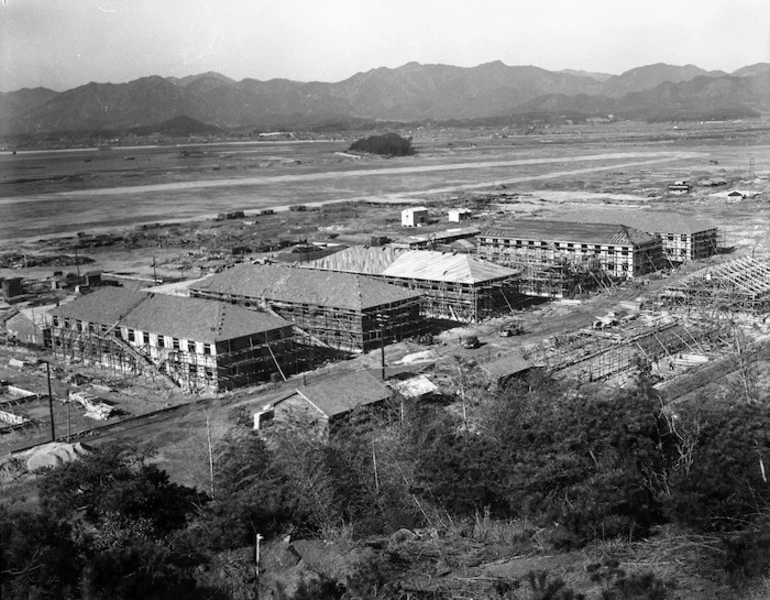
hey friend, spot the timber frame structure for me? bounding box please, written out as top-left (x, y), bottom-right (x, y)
top-left (546, 208), bottom-right (722, 265)
top-left (659, 256), bottom-right (770, 315)
top-left (519, 317), bottom-right (712, 383)
top-left (300, 247), bottom-right (522, 322)
top-left (190, 264), bottom-right (424, 352)
top-left (45, 288), bottom-right (296, 392)
top-left (477, 220), bottom-right (663, 298)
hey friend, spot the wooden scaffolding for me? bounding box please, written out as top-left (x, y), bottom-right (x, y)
top-left (659, 256), bottom-right (770, 315)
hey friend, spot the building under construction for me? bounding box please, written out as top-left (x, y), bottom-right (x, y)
top-left (190, 264), bottom-right (423, 352)
top-left (660, 255), bottom-right (770, 315)
top-left (550, 208), bottom-right (721, 265)
top-left (477, 220), bottom-right (663, 298)
top-left (46, 287), bottom-right (296, 392)
top-left (518, 314), bottom-right (714, 383)
top-left (300, 247), bottom-right (521, 322)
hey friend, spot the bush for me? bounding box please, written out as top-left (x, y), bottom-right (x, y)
top-left (722, 527), bottom-right (770, 581)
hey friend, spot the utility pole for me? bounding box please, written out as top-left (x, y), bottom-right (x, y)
top-left (46, 361), bottom-right (55, 441)
top-left (377, 314), bottom-right (386, 381)
top-left (152, 256), bottom-right (158, 286)
top-left (206, 413), bottom-right (214, 496)
top-left (74, 247), bottom-right (81, 278)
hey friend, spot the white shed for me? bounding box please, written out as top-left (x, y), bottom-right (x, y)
top-left (448, 208), bottom-right (472, 223)
top-left (401, 207), bottom-right (429, 227)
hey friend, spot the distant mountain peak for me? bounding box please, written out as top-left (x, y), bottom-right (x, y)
top-left (2, 61), bottom-right (767, 136)
top-left (167, 72), bottom-right (236, 87)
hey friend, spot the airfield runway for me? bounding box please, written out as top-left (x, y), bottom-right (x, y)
top-left (0, 149), bottom-right (701, 240)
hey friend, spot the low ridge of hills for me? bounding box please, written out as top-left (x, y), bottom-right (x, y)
top-left (1, 61), bottom-right (768, 136)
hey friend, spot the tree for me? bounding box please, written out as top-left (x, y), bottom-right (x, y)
top-left (0, 507), bottom-right (81, 600)
top-left (38, 442), bottom-right (202, 536)
top-left (349, 133), bottom-right (414, 156)
top-left (4, 443), bottom-right (215, 600)
top-left (664, 402), bottom-right (770, 531)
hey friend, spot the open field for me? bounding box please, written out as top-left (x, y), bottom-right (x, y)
top-left (1, 119), bottom-right (768, 241)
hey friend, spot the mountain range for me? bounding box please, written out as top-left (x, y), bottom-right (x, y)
top-left (1, 62), bottom-right (769, 136)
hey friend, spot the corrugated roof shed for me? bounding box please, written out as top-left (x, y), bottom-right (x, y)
top-left (479, 353), bottom-right (533, 379)
top-left (192, 264), bottom-right (419, 310)
top-left (388, 374), bottom-right (438, 399)
top-left (482, 220), bottom-right (657, 246)
top-left (120, 294), bottom-right (291, 343)
top-left (552, 208), bottom-right (716, 235)
top-left (393, 227), bottom-right (480, 246)
top-left (303, 247), bottom-right (518, 284)
top-left (50, 287), bottom-right (147, 325)
top-left (290, 370), bottom-right (392, 417)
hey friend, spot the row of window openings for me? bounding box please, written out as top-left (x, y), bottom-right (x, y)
top-left (492, 240), bottom-right (630, 254)
top-left (53, 318), bottom-right (212, 355)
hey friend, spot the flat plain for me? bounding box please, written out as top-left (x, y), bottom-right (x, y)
top-left (2, 120), bottom-right (768, 243)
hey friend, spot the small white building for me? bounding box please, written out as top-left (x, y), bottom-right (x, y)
top-left (401, 207), bottom-right (429, 227)
top-left (448, 208), bottom-right (472, 223)
top-left (668, 181), bottom-right (691, 195)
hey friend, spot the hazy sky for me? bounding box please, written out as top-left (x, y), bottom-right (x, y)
top-left (2, 0), bottom-right (769, 92)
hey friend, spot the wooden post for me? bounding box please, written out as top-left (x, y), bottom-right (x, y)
top-left (206, 413), bottom-right (214, 496)
top-left (46, 361), bottom-right (55, 441)
top-left (66, 395), bottom-right (71, 441)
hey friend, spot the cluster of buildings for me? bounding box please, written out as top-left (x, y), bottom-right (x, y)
top-left (33, 206), bottom-right (727, 395)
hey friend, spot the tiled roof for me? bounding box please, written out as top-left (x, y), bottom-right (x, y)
top-left (552, 208), bottom-right (717, 235)
top-left (49, 287), bottom-right (147, 326)
top-left (290, 370), bottom-right (392, 417)
top-left (303, 246), bottom-right (518, 284)
top-left (120, 294), bottom-right (291, 343)
top-left (481, 219), bottom-right (658, 246)
top-left (191, 264), bottom-right (420, 311)
top-left (49, 288), bottom-right (290, 343)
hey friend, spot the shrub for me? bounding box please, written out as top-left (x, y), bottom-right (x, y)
top-left (664, 403), bottom-right (770, 532)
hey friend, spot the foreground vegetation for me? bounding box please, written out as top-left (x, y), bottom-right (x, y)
top-left (3, 366), bottom-right (770, 598)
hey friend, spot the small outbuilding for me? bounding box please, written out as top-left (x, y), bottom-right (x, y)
top-left (448, 208), bottom-right (472, 223)
top-left (401, 207), bottom-right (429, 227)
top-left (2, 277), bottom-right (24, 300)
top-left (254, 370), bottom-right (393, 431)
top-left (668, 181), bottom-right (691, 195)
top-left (479, 353), bottom-right (533, 391)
